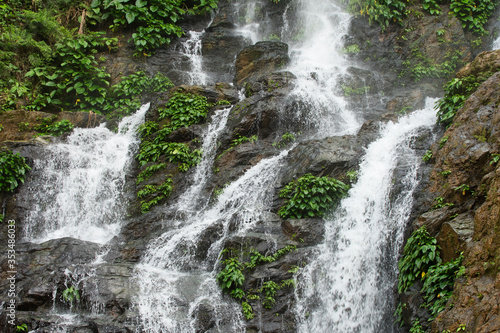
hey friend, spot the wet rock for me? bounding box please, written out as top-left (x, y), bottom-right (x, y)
top-left (234, 41), bottom-right (290, 89)
top-left (436, 213), bottom-right (474, 262)
top-left (281, 135), bottom-right (364, 184)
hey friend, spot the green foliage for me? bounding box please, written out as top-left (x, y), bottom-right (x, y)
top-left (410, 318), bottom-right (425, 333)
top-left (422, 0), bottom-right (442, 15)
top-left (216, 245), bottom-right (297, 318)
top-left (138, 177), bottom-right (173, 213)
top-left (421, 254), bottom-right (464, 317)
top-left (216, 257), bottom-right (245, 292)
top-left (490, 154), bottom-right (500, 165)
top-left (454, 184), bottom-right (470, 195)
top-left (422, 150), bottom-right (433, 162)
top-left (62, 286), bottom-right (80, 303)
top-left (341, 84), bottom-right (370, 97)
top-left (136, 163), bottom-right (167, 183)
top-left (278, 173), bottom-right (348, 219)
top-left (432, 196), bottom-right (454, 210)
top-left (241, 301), bottom-right (254, 320)
top-left (450, 0), bottom-right (497, 35)
top-left (435, 76), bottom-right (481, 127)
top-left (15, 323), bottom-right (28, 333)
top-left (341, 44), bottom-right (360, 54)
top-left (403, 50), bottom-right (464, 82)
top-left (273, 132), bottom-right (297, 148)
top-left (35, 119), bottom-right (74, 136)
top-left (157, 92), bottom-right (211, 136)
top-left (25, 32), bottom-right (114, 112)
top-left (0, 150), bottom-right (31, 192)
top-left (106, 71), bottom-right (173, 118)
top-left (439, 136), bottom-right (448, 148)
top-left (89, 0), bottom-right (218, 56)
top-left (18, 122), bottom-right (30, 132)
top-left (137, 141), bottom-right (202, 171)
top-left (348, 0), bottom-right (407, 30)
top-left (398, 227), bottom-right (441, 293)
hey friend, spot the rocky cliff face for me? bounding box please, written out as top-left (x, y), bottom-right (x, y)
top-left (1, 1), bottom-right (500, 333)
top-left (405, 50), bottom-right (500, 333)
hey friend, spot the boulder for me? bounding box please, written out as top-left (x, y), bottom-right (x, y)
top-left (234, 41), bottom-right (290, 88)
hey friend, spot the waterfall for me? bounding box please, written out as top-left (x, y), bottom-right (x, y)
top-left (295, 99), bottom-right (438, 332)
top-left (19, 104), bottom-right (149, 244)
top-left (176, 106), bottom-right (232, 212)
top-left (283, 0), bottom-right (361, 137)
top-left (181, 31), bottom-right (209, 85)
top-left (134, 149), bottom-right (291, 333)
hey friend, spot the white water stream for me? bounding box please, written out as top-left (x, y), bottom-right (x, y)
top-left (20, 104), bottom-right (149, 244)
top-left (296, 99), bottom-right (437, 332)
top-left (181, 30), bottom-right (209, 85)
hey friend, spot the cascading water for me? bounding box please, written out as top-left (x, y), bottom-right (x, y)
top-left (295, 99), bottom-right (438, 332)
top-left (134, 148), bottom-right (291, 332)
top-left (282, 0), bottom-right (361, 137)
top-left (176, 107), bottom-right (232, 212)
top-left (19, 104), bottom-right (149, 244)
top-left (181, 30), bottom-right (209, 85)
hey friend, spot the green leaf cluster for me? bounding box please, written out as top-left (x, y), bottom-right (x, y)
top-left (397, 227), bottom-right (465, 320)
top-left (450, 0), bottom-right (498, 35)
top-left (158, 92), bottom-right (211, 130)
top-left (137, 177), bottom-right (173, 213)
top-left (398, 227), bottom-right (440, 293)
top-left (34, 118), bottom-right (74, 136)
top-left (347, 0), bottom-right (407, 30)
top-left (0, 150), bottom-right (31, 192)
top-left (435, 75), bottom-right (480, 127)
top-left (89, 0), bottom-right (218, 56)
top-left (216, 245), bottom-right (297, 319)
top-left (421, 254), bottom-right (464, 317)
top-left (62, 286), bottom-right (80, 303)
top-left (278, 173), bottom-right (348, 219)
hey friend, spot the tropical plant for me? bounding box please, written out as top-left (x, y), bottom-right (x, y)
top-left (278, 173), bottom-right (348, 219)
top-left (398, 226), bottom-right (441, 293)
top-left (0, 150), bottom-right (31, 192)
top-left (62, 286), bottom-right (80, 303)
top-left (421, 254), bottom-right (464, 317)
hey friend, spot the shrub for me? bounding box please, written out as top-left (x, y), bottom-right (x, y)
top-left (398, 226), bottom-right (441, 293)
top-left (435, 76), bottom-right (480, 127)
top-left (0, 150), bottom-right (31, 192)
top-left (421, 254), bottom-right (464, 317)
top-left (278, 173), bottom-right (348, 219)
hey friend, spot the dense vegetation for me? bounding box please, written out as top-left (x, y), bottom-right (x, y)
top-left (396, 227), bottom-right (464, 325)
top-left (349, 0), bottom-right (498, 35)
top-left (0, 0), bottom-right (217, 116)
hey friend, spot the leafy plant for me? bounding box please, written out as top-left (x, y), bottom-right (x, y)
top-left (158, 92), bottom-right (211, 132)
top-left (422, 0), bottom-right (442, 15)
top-left (278, 173), bottom-right (348, 219)
top-left (398, 226), bottom-right (441, 293)
top-left (15, 324), bottom-right (28, 333)
top-left (490, 154), bottom-right (500, 165)
top-left (454, 184), bottom-right (470, 195)
top-left (410, 318), bottom-right (425, 333)
top-left (435, 76), bottom-right (480, 127)
top-left (0, 150), bottom-right (31, 192)
top-left (450, 0), bottom-right (497, 35)
top-left (439, 136), bottom-right (448, 148)
top-left (216, 257), bottom-right (245, 293)
top-left (421, 254), bottom-right (464, 317)
top-left (422, 150), bottom-right (433, 162)
top-left (241, 301), bottom-right (254, 320)
top-left (89, 0), bottom-right (218, 56)
top-left (432, 196), bottom-right (454, 210)
top-left (138, 177), bottom-right (173, 213)
top-left (348, 0), bottom-right (407, 30)
top-left (105, 71), bottom-right (173, 118)
top-left (62, 286), bottom-right (80, 303)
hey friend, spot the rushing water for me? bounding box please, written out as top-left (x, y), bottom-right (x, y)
top-left (181, 30), bottom-right (209, 85)
top-left (20, 104), bottom-right (149, 244)
top-left (295, 99), bottom-right (437, 332)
